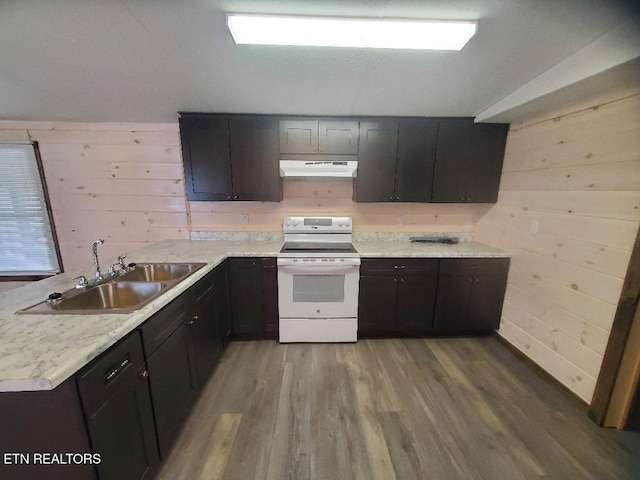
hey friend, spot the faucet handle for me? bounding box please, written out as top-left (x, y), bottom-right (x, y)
top-left (117, 254), bottom-right (127, 269)
top-left (74, 275), bottom-right (89, 289)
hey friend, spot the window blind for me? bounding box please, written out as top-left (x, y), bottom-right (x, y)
top-left (0, 143), bottom-right (61, 275)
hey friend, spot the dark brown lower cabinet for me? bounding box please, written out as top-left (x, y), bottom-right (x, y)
top-left (359, 259), bottom-right (439, 337)
top-left (433, 258), bottom-right (510, 333)
top-left (228, 257), bottom-right (278, 340)
top-left (145, 321), bottom-right (199, 458)
top-left (190, 279), bottom-right (224, 388)
top-left (77, 333), bottom-right (159, 480)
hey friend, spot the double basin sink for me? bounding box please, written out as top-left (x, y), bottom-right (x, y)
top-left (19, 263), bottom-right (206, 315)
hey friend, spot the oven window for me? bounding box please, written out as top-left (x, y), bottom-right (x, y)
top-left (293, 275), bottom-right (345, 303)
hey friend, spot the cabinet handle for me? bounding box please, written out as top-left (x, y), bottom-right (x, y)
top-left (227, 195), bottom-right (232, 200)
top-left (389, 196), bottom-right (393, 201)
top-left (104, 354), bottom-right (130, 383)
top-left (468, 277), bottom-right (473, 282)
top-left (140, 370), bottom-right (149, 378)
top-left (396, 196), bottom-right (399, 200)
top-left (394, 278), bottom-right (398, 282)
top-left (400, 265), bottom-right (405, 269)
top-left (460, 196), bottom-right (465, 201)
top-left (188, 315), bottom-right (198, 325)
top-left (394, 265), bottom-right (399, 269)
top-left (234, 195), bottom-right (239, 200)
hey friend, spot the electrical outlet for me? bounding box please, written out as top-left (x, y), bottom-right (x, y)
top-left (242, 214), bottom-right (249, 225)
top-left (398, 215), bottom-right (405, 225)
top-left (530, 219), bottom-right (539, 234)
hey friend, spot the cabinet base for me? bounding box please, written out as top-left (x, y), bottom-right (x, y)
top-left (279, 318), bottom-right (357, 343)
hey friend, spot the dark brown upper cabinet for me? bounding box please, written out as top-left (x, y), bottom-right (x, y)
top-left (179, 114), bottom-right (282, 202)
top-left (279, 119), bottom-right (359, 155)
top-left (354, 120), bottom-right (399, 202)
top-left (394, 118), bottom-right (438, 202)
top-left (432, 119), bottom-right (508, 203)
top-left (355, 118), bottom-right (438, 203)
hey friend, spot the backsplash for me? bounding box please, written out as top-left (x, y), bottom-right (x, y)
top-left (353, 231), bottom-right (474, 242)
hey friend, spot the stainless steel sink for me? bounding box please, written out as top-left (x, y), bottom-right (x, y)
top-left (17, 262), bottom-right (207, 315)
top-left (116, 263), bottom-right (206, 283)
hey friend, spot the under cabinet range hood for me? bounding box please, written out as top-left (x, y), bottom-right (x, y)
top-left (279, 160), bottom-right (357, 178)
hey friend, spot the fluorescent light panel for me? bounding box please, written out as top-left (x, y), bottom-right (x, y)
top-left (226, 14), bottom-right (477, 51)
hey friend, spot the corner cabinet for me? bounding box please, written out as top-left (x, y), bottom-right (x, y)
top-left (228, 257), bottom-right (278, 340)
top-left (433, 258), bottom-right (510, 333)
top-left (432, 119), bottom-right (508, 203)
top-left (179, 114), bottom-right (282, 201)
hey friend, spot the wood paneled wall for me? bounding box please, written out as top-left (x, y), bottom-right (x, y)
top-left (0, 121), bottom-right (189, 275)
top-left (475, 93), bottom-right (640, 402)
top-left (190, 181), bottom-right (482, 233)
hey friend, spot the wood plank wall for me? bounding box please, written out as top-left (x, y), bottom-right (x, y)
top-left (0, 121), bottom-right (189, 281)
top-left (475, 93), bottom-right (640, 402)
top-left (190, 181), bottom-right (482, 232)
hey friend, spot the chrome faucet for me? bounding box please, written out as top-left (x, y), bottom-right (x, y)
top-left (92, 239), bottom-right (105, 280)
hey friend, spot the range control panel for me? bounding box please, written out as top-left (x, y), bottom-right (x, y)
top-left (283, 216), bottom-right (352, 233)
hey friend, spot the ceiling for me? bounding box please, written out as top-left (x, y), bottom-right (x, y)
top-left (1, 0), bottom-right (639, 124)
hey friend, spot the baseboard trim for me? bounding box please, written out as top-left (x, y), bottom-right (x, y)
top-left (492, 332), bottom-right (589, 409)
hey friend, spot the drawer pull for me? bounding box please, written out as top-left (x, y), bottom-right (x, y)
top-left (141, 370), bottom-right (149, 378)
top-left (104, 354), bottom-right (131, 383)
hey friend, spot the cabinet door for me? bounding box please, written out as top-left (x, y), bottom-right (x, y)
top-left (229, 116), bottom-right (281, 201)
top-left (262, 258), bottom-right (279, 339)
top-left (355, 120), bottom-right (399, 202)
top-left (319, 120), bottom-right (359, 154)
top-left (179, 115), bottom-right (232, 201)
top-left (395, 118), bottom-right (438, 202)
top-left (433, 273), bottom-right (474, 332)
top-left (190, 286), bottom-right (223, 388)
top-left (146, 322), bottom-right (198, 458)
top-left (215, 260), bottom-right (232, 348)
top-left (432, 118), bottom-right (474, 203)
top-left (467, 272), bottom-right (509, 331)
top-left (432, 119), bottom-right (508, 203)
top-left (279, 120), bottom-right (318, 153)
top-left (358, 276), bottom-right (398, 337)
top-left (228, 258), bottom-right (264, 338)
top-left (395, 272), bottom-right (438, 335)
top-left (466, 123), bottom-right (508, 203)
top-left (85, 365), bottom-right (160, 480)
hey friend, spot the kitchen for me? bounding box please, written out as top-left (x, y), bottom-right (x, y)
top-left (1, 1), bottom-right (640, 479)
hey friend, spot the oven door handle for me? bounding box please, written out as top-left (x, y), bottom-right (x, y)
top-left (277, 262), bottom-right (360, 272)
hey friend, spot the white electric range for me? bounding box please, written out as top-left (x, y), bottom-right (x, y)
top-left (277, 216), bottom-right (360, 343)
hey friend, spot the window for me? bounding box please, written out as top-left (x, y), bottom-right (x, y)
top-left (0, 143), bottom-right (62, 277)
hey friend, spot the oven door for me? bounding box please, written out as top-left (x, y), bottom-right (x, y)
top-left (277, 257), bottom-right (360, 319)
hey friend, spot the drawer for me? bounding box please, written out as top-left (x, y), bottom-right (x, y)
top-left (360, 258), bottom-right (439, 276)
top-left (191, 268), bottom-right (216, 305)
top-left (139, 293), bottom-right (189, 356)
top-left (438, 257), bottom-right (510, 276)
top-left (77, 331), bottom-right (145, 416)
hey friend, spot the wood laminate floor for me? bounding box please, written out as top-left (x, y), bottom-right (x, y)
top-left (157, 337), bottom-right (640, 480)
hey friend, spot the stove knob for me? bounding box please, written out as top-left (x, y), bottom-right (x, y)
top-left (345, 219), bottom-right (351, 227)
top-left (292, 219), bottom-right (298, 226)
top-left (285, 219), bottom-right (291, 226)
top-left (338, 220), bottom-right (343, 227)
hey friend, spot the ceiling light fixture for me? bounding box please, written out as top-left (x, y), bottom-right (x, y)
top-left (226, 13), bottom-right (477, 51)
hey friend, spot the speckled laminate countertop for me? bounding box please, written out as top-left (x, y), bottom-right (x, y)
top-left (0, 238), bottom-right (509, 392)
